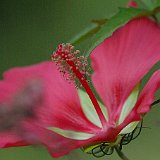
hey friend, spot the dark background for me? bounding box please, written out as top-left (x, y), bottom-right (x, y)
top-left (0, 0), bottom-right (160, 160)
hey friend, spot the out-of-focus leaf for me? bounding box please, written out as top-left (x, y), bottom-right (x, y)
top-left (70, 19), bottom-right (107, 45)
top-left (84, 7), bottom-right (158, 57)
top-left (91, 19), bottom-right (108, 25)
top-left (139, 0), bottom-right (160, 10)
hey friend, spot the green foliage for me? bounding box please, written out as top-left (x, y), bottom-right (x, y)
top-left (138, 0), bottom-right (160, 10)
top-left (85, 7), bottom-right (149, 57)
top-left (71, 3), bottom-right (160, 58)
top-left (70, 19), bottom-right (107, 45)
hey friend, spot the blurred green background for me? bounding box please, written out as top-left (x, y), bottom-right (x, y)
top-left (0, 0), bottom-right (160, 160)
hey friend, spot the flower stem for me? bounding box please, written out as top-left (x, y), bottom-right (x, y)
top-left (115, 146), bottom-right (130, 160)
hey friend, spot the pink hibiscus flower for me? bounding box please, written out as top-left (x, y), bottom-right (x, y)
top-left (0, 17), bottom-right (160, 159)
top-left (127, 0), bottom-right (138, 8)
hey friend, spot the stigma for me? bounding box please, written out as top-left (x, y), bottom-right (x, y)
top-left (52, 43), bottom-right (90, 86)
top-left (52, 43), bottom-right (107, 127)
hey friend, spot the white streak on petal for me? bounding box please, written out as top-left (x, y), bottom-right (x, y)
top-left (48, 127), bottom-right (94, 140)
top-left (119, 121), bottom-right (139, 134)
top-left (78, 89), bottom-right (108, 128)
top-left (118, 84), bottom-right (140, 125)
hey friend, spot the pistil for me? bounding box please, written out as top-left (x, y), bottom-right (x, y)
top-left (52, 43), bottom-right (106, 127)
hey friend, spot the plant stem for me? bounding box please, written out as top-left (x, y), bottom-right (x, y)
top-left (115, 146), bottom-right (130, 160)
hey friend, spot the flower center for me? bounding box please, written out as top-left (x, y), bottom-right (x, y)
top-left (82, 120), bottom-right (143, 158)
top-left (52, 43), bottom-right (106, 127)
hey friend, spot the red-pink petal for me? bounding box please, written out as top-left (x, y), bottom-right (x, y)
top-left (127, 0), bottom-right (138, 8)
top-left (119, 70), bottom-right (160, 129)
top-left (0, 132), bottom-right (27, 148)
top-left (90, 18), bottom-right (160, 122)
top-left (19, 121), bottom-right (86, 157)
top-left (0, 61), bottom-right (99, 156)
top-left (2, 61), bottom-right (98, 132)
top-left (136, 70), bottom-right (160, 114)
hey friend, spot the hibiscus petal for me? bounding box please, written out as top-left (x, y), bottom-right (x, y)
top-left (135, 70), bottom-right (160, 114)
top-left (0, 61), bottom-right (102, 157)
top-left (120, 70), bottom-right (160, 129)
top-left (0, 132), bottom-right (28, 148)
top-left (2, 61), bottom-right (99, 132)
top-left (19, 122), bottom-right (86, 157)
top-left (127, 0), bottom-right (138, 8)
top-left (91, 18), bottom-right (160, 121)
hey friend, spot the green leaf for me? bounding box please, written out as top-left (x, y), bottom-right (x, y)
top-left (69, 19), bottom-right (107, 45)
top-left (138, 0), bottom-right (160, 10)
top-left (69, 23), bottom-right (100, 45)
top-left (84, 7), bottom-right (153, 57)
